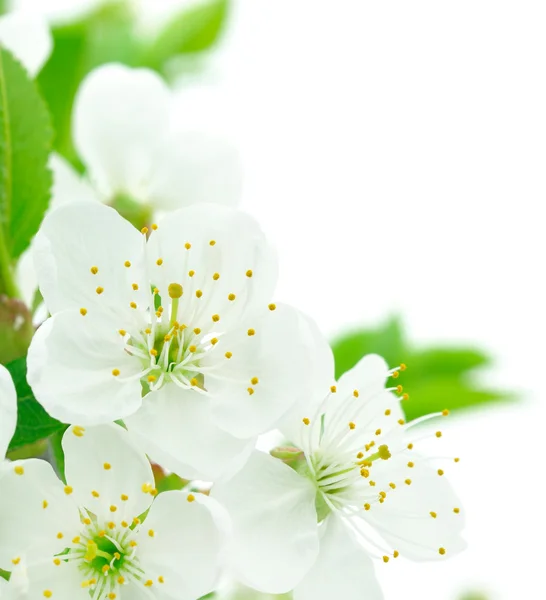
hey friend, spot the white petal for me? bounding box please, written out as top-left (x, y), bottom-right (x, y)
top-left (212, 451), bottom-right (319, 594)
top-left (147, 203), bottom-right (277, 332)
top-left (27, 310), bottom-right (143, 425)
top-left (32, 201), bottom-right (147, 316)
top-left (10, 560), bottom-right (90, 600)
top-left (148, 130), bottom-right (242, 209)
top-left (15, 155), bottom-right (101, 311)
top-left (294, 516), bottom-right (383, 600)
top-left (205, 304), bottom-right (324, 439)
top-left (138, 491), bottom-right (226, 600)
top-left (63, 424), bottom-right (154, 522)
top-left (0, 459), bottom-right (80, 569)
top-left (0, 365), bottom-right (17, 458)
top-left (336, 354), bottom-right (391, 399)
top-left (73, 64), bottom-right (170, 200)
top-left (320, 354), bottom-right (404, 446)
top-left (277, 314), bottom-right (335, 446)
top-left (49, 153), bottom-right (101, 208)
top-left (363, 456), bottom-right (466, 560)
top-left (0, 12), bottom-right (52, 76)
top-left (125, 386), bottom-right (255, 481)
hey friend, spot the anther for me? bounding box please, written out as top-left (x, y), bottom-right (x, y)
top-left (64, 485), bottom-right (73, 495)
top-left (247, 387), bottom-right (255, 395)
top-left (268, 303), bottom-right (276, 311)
top-left (439, 547), bottom-right (446, 555)
top-left (436, 431), bottom-right (442, 438)
top-left (247, 328), bottom-right (255, 336)
top-left (90, 266), bottom-right (98, 274)
top-left (130, 301), bottom-right (137, 309)
top-left (194, 327), bottom-right (201, 334)
top-left (430, 511), bottom-right (437, 518)
top-left (385, 409), bottom-right (391, 416)
top-left (112, 369), bottom-right (120, 377)
top-left (14, 466), bottom-right (24, 475)
top-left (141, 227), bottom-right (148, 234)
top-left (349, 422), bottom-right (356, 430)
top-left (156, 258), bottom-right (163, 266)
top-left (80, 308), bottom-right (87, 316)
top-left (209, 240), bottom-right (216, 246)
top-left (73, 425), bottom-right (85, 437)
top-left (212, 314), bottom-right (220, 322)
top-left (330, 385), bottom-right (337, 393)
top-left (453, 507), bottom-right (460, 514)
top-left (187, 494), bottom-right (195, 502)
top-left (383, 556), bottom-right (389, 563)
top-left (392, 371), bottom-right (399, 378)
top-left (407, 462), bottom-right (414, 468)
top-left (196, 290), bottom-right (203, 298)
top-left (124, 261), bottom-right (131, 267)
top-left (119, 329), bottom-right (126, 336)
top-left (211, 338), bottom-right (218, 345)
top-left (189, 270), bottom-right (195, 277)
top-left (104, 462), bottom-right (112, 470)
top-left (442, 409), bottom-right (450, 416)
top-left (364, 503), bottom-right (371, 511)
top-left (213, 273), bottom-right (220, 280)
top-left (302, 417), bottom-right (310, 425)
top-left (398, 419), bottom-right (405, 425)
top-left (375, 429), bottom-right (381, 436)
top-left (246, 269), bottom-right (253, 277)
top-left (251, 377), bottom-right (259, 385)
top-left (190, 378), bottom-right (198, 386)
top-left (353, 390), bottom-right (359, 398)
top-left (152, 224), bottom-right (158, 230)
top-left (225, 351), bottom-right (232, 359)
top-left (405, 479), bottom-right (412, 485)
top-left (228, 293), bottom-right (236, 301)
top-left (185, 242), bottom-right (191, 250)
top-left (437, 469), bottom-right (444, 476)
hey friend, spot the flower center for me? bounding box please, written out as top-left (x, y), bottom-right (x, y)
top-left (122, 281), bottom-right (223, 393)
top-left (59, 519), bottom-right (144, 598)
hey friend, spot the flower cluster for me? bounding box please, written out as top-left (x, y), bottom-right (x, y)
top-left (0, 34), bottom-right (466, 598)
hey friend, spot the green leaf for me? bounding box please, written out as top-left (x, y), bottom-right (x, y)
top-left (0, 47), bottom-right (53, 271)
top-left (141, 0), bottom-right (229, 71)
top-left (37, 3), bottom-right (138, 163)
top-left (5, 357), bottom-right (66, 452)
top-left (331, 317), bottom-right (512, 420)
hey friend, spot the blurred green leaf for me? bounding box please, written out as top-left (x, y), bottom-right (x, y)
top-left (141, 0), bottom-right (229, 71)
top-left (0, 47), bottom-right (53, 277)
top-left (37, 3), bottom-right (138, 163)
top-left (331, 317), bottom-right (512, 421)
top-left (5, 357), bottom-right (66, 452)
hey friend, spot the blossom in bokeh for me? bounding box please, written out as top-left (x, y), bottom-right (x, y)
top-left (0, 10), bottom-right (52, 76)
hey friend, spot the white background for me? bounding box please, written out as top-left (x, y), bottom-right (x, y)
top-left (172, 1), bottom-right (546, 598)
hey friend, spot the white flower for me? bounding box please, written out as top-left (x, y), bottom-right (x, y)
top-left (0, 11), bottom-right (52, 76)
top-left (57, 63), bottom-right (241, 212)
top-left (0, 365), bottom-right (17, 460)
top-left (212, 354), bottom-right (466, 600)
top-left (0, 423), bottom-right (227, 600)
top-left (27, 201), bottom-right (324, 479)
